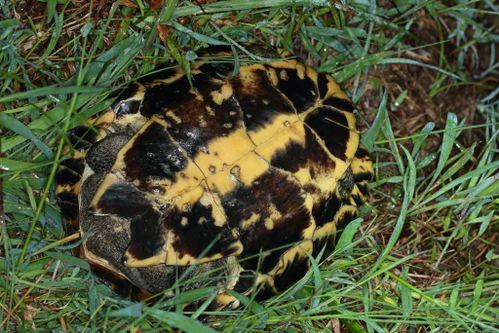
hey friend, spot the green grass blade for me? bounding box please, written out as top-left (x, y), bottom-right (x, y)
top-left (145, 308), bottom-right (218, 333)
top-left (0, 113), bottom-right (53, 159)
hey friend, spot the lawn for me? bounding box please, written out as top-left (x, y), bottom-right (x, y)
top-left (1, 0), bottom-right (497, 332)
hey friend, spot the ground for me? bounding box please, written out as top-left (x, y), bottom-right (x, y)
top-left (1, 1), bottom-right (497, 332)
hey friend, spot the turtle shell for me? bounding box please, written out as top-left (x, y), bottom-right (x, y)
top-left (55, 54), bottom-right (373, 307)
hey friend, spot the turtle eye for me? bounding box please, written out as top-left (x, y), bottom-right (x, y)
top-left (115, 100), bottom-right (141, 118)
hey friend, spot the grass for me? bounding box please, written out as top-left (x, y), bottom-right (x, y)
top-left (1, 0), bottom-right (498, 332)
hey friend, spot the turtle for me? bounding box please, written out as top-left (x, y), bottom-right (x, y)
top-left (55, 51), bottom-right (373, 309)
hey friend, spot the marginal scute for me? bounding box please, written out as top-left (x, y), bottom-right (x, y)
top-left (269, 64), bottom-right (318, 112)
top-left (312, 194), bottom-right (342, 228)
top-left (304, 106), bottom-right (353, 161)
top-left (198, 62), bottom-right (235, 79)
top-left (232, 67), bottom-right (295, 132)
top-left (56, 165), bottom-right (82, 186)
top-left (55, 55), bottom-right (373, 306)
top-left (57, 191), bottom-right (79, 220)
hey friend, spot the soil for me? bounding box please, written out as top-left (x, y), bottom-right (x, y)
top-left (344, 6), bottom-right (498, 293)
top-left (356, 6), bottom-right (497, 144)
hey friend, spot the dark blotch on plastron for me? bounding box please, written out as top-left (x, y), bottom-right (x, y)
top-left (244, 108), bottom-right (279, 132)
top-left (57, 196), bottom-right (80, 239)
top-left (59, 156), bottom-right (85, 175)
top-left (273, 67), bottom-right (318, 112)
top-left (317, 73), bottom-right (329, 99)
top-left (304, 126), bottom-right (337, 172)
top-left (311, 198), bottom-right (355, 259)
top-left (163, 202), bottom-right (238, 260)
top-left (140, 71), bottom-right (224, 122)
top-left (166, 125), bottom-right (207, 158)
top-left (232, 69), bottom-right (295, 132)
top-left (96, 183), bottom-right (152, 219)
top-left (273, 255), bottom-right (309, 292)
top-left (164, 73), bottom-right (243, 157)
top-left (254, 283), bottom-right (278, 301)
top-left (305, 107), bottom-right (350, 160)
top-left (86, 133), bottom-right (132, 175)
top-left (127, 208), bottom-right (165, 260)
top-left (222, 168), bottom-right (311, 273)
top-left (270, 141), bottom-right (307, 173)
top-left (270, 125), bottom-right (336, 175)
top-left (199, 62), bottom-right (234, 79)
top-left (312, 194), bottom-right (342, 228)
top-left (124, 122), bottom-right (187, 184)
top-left (312, 235), bottom-right (336, 259)
top-left (351, 194), bottom-right (363, 206)
top-left (198, 45), bottom-right (232, 56)
top-left (140, 76), bottom-right (192, 118)
top-left (232, 271), bottom-right (255, 294)
top-left (323, 97), bottom-right (354, 113)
